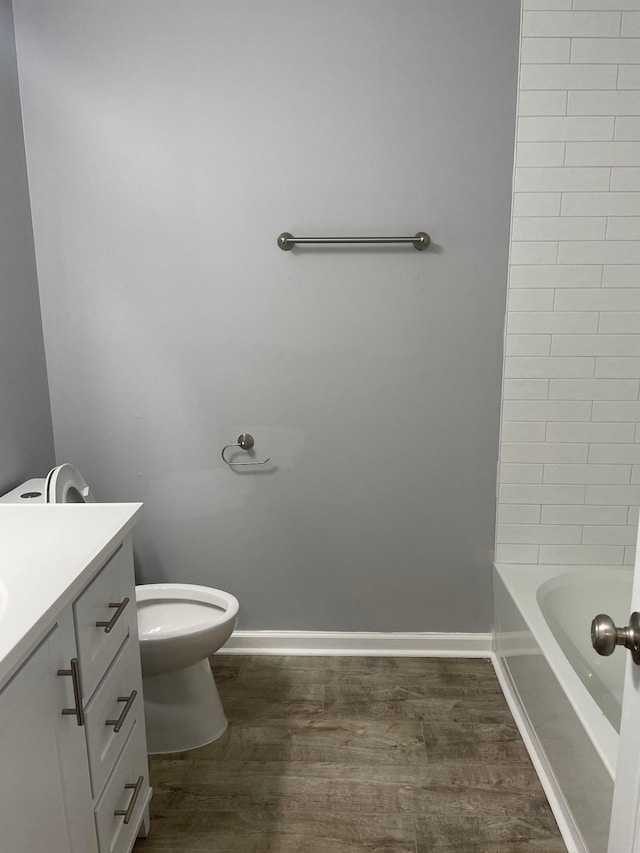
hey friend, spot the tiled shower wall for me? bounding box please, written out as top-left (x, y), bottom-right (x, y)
top-left (496, 0), bottom-right (640, 566)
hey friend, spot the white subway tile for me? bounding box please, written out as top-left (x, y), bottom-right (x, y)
top-left (503, 378), bottom-right (551, 399)
top-left (539, 544), bottom-right (624, 563)
top-left (599, 312), bottom-right (640, 332)
top-left (562, 193), bottom-right (640, 216)
top-left (500, 483), bottom-right (586, 503)
top-left (512, 217), bottom-right (605, 241)
top-left (500, 463), bottom-right (544, 483)
top-left (575, 0), bottom-right (640, 9)
top-left (552, 334), bottom-right (640, 356)
top-left (521, 38), bottom-right (571, 63)
top-left (558, 241), bottom-right (640, 264)
top-left (518, 91), bottom-right (568, 117)
top-left (515, 168), bottom-right (610, 192)
top-left (508, 289), bottom-right (556, 311)
top-left (505, 335), bottom-right (552, 356)
top-left (592, 400), bottom-right (640, 420)
top-left (583, 525), bottom-right (638, 544)
top-left (566, 142), bottom-right (640, 167)
top-left (549, 378), bottom-right (639, 398)
top-left (629, 505), bottom-right (639, 525)
top-left (510, 242), bottom-right (559, 264)
top-left (568, 91), bottom-right (640, 116)
top-left (618, 66), bottom-right (640, 90)
top-left (622, 10), bottom-right (640, 34)
top-left (505, 356), bottom-right (595, 377)
top-left (516, 143), bottom-right (567, 168)
top-left (603, 264), bottom-right (640, 285)
top-left (632, 465), bottom-right (640, 483)
top-left (587, 485), bottom-right (640, 503)
top-left (636, 423), bottom-right (640, 441)
top-left (501, 422), bottom-right (548, 442)
top-left (497, 504), bottom-right (542, 524)
top-left (513, 193), bottom-right (562, 217)
top-left (571, 38), bottom-right (640, 63)
top-left (546, 421), bottom-right (636, 442)
top-left (502, 442), bottom-right (588, 462)
top-left (606, 218), bottom-right (640, 240)
top-left (611, 169), bottom-right (640, 191)
top-left (522, 11), bottom-right (621, 37)
top-left (541, 504), bottom-right (629, 524)
top-left (510, 265), bottom-right (602, 288)
top-left (521, 64), bottom-right (617, 91)
top-left (555, 288), bottom-right (640, 310)
top-left (508, 311), bottom-right (599, 333)
top-left (497, 524), bottom-right (582, 544)
top-left (502, 400), bottom-right (592, 420)
top-left (595, 356), bottom-right (640, 376)
top-left (523, 0), bottom-right (572, 8)
top-left (615, 118), bottom-right (640, 141)
top-left (625, 545), bottom-right (637, 564)
top-left (494, 544), bottom-right (540, 563)
top-left (543, 463), bottom-right (631, 483)
top-left (517, 117), bottom-right (614, 142)
top-left (589, 444), bottom-right (640, 463)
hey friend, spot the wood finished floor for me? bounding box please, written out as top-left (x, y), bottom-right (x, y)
top-left (135, 656), bottom-right (566, 853)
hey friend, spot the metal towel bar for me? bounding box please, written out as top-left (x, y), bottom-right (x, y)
top-left (277, 231), bottom-right (430, 251)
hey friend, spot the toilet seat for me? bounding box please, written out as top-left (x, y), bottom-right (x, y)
top-left (137, 584), bottom-right (239, 642)
top-left (45, 463), bottom-right (95, 504)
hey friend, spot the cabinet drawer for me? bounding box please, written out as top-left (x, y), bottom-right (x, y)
top-left (85, 636), bottom-right (144, 797)
top-left (95, 720), bottom-right (151, 853)
top-left (74, 541), bottom-right (136, 699)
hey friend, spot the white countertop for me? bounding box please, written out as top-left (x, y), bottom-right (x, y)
top-left (0, 503), bottom-right (142, 686)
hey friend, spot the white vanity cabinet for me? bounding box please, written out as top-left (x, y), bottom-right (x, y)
top-left (0, 506), bottom-right (150, 853)
top-left (0, 607), bottom-right (97, 853)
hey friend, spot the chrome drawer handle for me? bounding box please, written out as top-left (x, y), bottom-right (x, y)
top-left (96, 597), bottom-right (129, 633)
top-left (114, 775), bottom-right (144, 824)
top-left (106, 690), bottom-right (137, 733)
top-left (57, 658), bottom-right (85, 726)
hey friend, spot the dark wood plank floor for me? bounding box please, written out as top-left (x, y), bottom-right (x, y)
top-left (135, 656), bottom-right (566, 853)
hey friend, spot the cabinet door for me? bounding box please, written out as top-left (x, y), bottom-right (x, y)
top-left (0, 610), bottom-right (97, 853)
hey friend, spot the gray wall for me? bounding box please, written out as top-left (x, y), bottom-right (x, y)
top-left (0, 0), bottom-right (53, 493)
top-left (14, 0), bottom-right (519, 632)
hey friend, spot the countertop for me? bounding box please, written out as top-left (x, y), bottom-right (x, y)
top-left (0, 503), bottom-right (142, 686)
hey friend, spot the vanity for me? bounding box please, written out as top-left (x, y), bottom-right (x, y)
top-left (0, 504), bottom-right (150, 853)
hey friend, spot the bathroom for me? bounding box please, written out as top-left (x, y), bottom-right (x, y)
top-left (1, 0), bottom-right (640, 850)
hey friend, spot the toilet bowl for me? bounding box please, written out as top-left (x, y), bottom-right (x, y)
top-left (0, 466), bottom-right (240, 754)
top-left (136, 583), bottom-right (239, 753)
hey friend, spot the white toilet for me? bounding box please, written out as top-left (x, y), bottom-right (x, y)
top-left (0, 462), bottom-right (95, 504)
top-left (137, 584), bottom-right (239, 753)
top-left (0, 464), bottom-right (240, 754)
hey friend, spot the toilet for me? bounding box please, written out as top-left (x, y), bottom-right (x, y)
top-left (0, 462), bottom-right (95, 504)
top-left (136, 584), bottom-right (238, 753)
top-left (0, 464), bottom-right (239, 754)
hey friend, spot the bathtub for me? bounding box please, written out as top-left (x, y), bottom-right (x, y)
top-left (494, 563), bottom-right (632, 853)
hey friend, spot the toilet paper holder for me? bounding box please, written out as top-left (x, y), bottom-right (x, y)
top-left (221, 433), bottom-right (271, 467)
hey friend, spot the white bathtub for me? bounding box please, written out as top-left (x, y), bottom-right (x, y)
top-left (494, 563), bottom-right (632, 853)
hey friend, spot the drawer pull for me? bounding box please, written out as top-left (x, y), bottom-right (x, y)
top-left (96, 597), bottom-right (130, 633)
top-left (57, 658), bottom-right (85, 726)
top-left (114, 775), bottom-right (145, 824)
top-left (106, 690), bottom-right (138, 733)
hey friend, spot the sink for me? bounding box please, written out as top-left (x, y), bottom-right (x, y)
top-left (0, 581), bottom-right (6, 622)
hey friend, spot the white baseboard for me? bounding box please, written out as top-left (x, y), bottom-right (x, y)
top-left (219, 630), bottom-right (493, 657)
top-left (491, 652), bottom-right (587, 853)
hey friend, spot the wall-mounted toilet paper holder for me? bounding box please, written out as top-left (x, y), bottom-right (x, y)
top-left (221, 433), bottom-right (271, 467)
